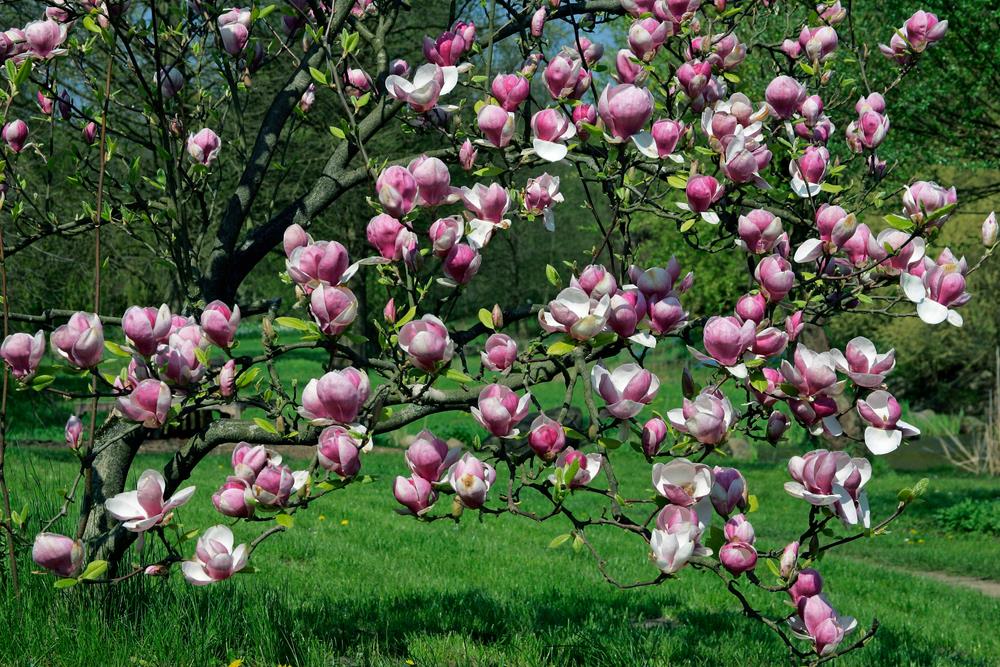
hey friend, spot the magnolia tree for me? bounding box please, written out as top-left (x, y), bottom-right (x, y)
top-left (0, 0), bottom-right (989, 664)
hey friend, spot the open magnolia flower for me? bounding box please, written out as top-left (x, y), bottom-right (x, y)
top-left (104, 469), bottom-right (195, 532)
top-left (385, 63), bottom-right (458, 112)
top-left (181, 525), bottom-right (248, 585)
top-left (856, 390), bottom-right (920, 454)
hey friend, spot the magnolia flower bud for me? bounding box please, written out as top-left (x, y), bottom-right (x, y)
top-left (982, 212), bottom-right (997, 246)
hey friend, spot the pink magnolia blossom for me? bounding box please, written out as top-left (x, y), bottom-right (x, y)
top-left (51, 312), bottom-right (104, 368)
top-left (738, 209), bottom-right (783, 255)
top-left (448, 452), bottom-right (496, 508)
top-left (286, 240), bottom-right (350, 291)
top-left (461, 183), bottom-right (511, 248)
top-left (735, 293), bottom-right (767, 324)
top-left (157, 67), bottom-right (185, 99)
top-left (614, 49), bottom-right (645, 85)
top-left (405, 429), bottom-right (460, 483)
top-left (755, 254), bottom-right (794, 302)
top-left (829, 336), bottom-right (894, 388)
top-left (798, 25), bottom-right (838, 62)
top-left (667, 388), bottom-right (735, 445)
top-left (477, 104), bottom-right (515, 148)
top-left (641, 416), bottom-right (668, 456)
top-left (122, 304), bottom-right (171, 356)
top-left (538, 287), bottom-right (610, 340)
top-left (900, 260), bottom-right (969, 327)
top-left (219, 359), bottom-right (236, 397)
top-left (701, 315), bottom-right (756, 367)
top-left (0, 330), bottom-right (45, 380)
top-left (598, 83), bottom-right (653, 141)
top-left (24, 20), bottom-right (66, 59)
top-left (481, 333), bottom-right (517, 372)
top-left (491, 74), bottom-right (530, 112)
top-left (200, 301), bottom-right (240, 348)
top-left (544, 48), bottom-right (583, 99)
top-left (650, 504), bottom-right (711, 574)
top-left (310, 284), bottom-right (358, 335)
top-left (32, 533), bottom-right (83, 577)
top-left (187, 128), bottom-right (222, 166)
top-left (212, 477), bottom-right (252, 518)
top-left (394, 474), bottom-right (437, 515)
top-left (684, 175), bottom-right (724, 216)
top-left (117, 379), bottom-right (172, 428)
top-left (398, 314), bottom-right (454, 371)
top-left (530, 7), bottom-right (547, 36)
top-left (531, 108), bottom-right (576, 162)
top-left (65, 414), bottom-right (83, 449)
top-left (790, 594), bottom-right (858, 656)
top-left (2, 119), bottom-right (28, 153)
top-left (720, 540), bottom-right (758, 575)
top-left (765, 75), bottom-right (806, 119)
top-left (902, 180), bottom-right (957, 225)
top-left (299, 367), bottom-right (370, 424)
top-left (550, 447), bottom-right (602, 488)
top-left (376, 165), bottom-right (418, 218)
top-left (785, 449), bottom-right (871, 527)
top-left (182, 525), bottom-right (248, 585)
top-left (429, 215), bottom-right (463, 256)
top-left (366, 214), bottom-right (413, 262)
top-left (316, 425), bottom-right (362, 478)
top-left (527, 414), bottom-right (566, 461)
top-left (345, 68), bottom-right (372, 97)
top-left (385, 63), bottom-right (457, 112)
top-left (711, 466), bottom-right (748, 516)
top-left (408, 155), bottom-right (454, 207)
top-left (982, 211), bottom-right (997, 246)
top-left (105, 468), bottom-right (195, 532)
top-left (856, 390), bottom-right (920, 454)
top-left (591, 363), bottom-right (660, 419)
top-left (423, 30), bottom-right (467, 67)
top-left (647, 295), bottom-right (687, 336)
top-left (628, 17), bottom-right (669, 61)
top-left (459, 139), bottom-right (477, 170)
top-left (607, 286), bottom-right (647, 339)
top-left (442, 243), bottom-right (482, 284)
top-left (523, 174), bottom-right (564, 231)
top-left (470, 383), bottom-right (532, 437)
top-left (780, 541), bottom-right (799, 578)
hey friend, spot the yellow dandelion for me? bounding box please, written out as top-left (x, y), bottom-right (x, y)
top-left (340, 519), bottom-right (349, 526)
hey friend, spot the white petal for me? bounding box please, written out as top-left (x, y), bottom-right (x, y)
top-left (916, 299), bottom-right (949, 325)
top-left (532, 139), bottom-right (568, 162)
top-left (793, 238), bottom-right (824, 263)
top-left (864, 426), bottom-right (901, 455)
top-left (631, 131), bottom-right (659, 159)
top-left (946, 309), bottom-right (964, 327)
top-left (701, 211), bottom-right (720, 225)
top-left (899, 272), bottom-right (927, 303)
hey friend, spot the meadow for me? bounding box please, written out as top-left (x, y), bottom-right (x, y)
top-left (3, 331), bottom-right (999, 666)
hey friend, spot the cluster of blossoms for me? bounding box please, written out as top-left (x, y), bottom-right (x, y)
top-left (1, 1), bottom-right (985, 663)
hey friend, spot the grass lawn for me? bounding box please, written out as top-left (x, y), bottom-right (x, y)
top-left (0, 444), bottom-right (997, 667)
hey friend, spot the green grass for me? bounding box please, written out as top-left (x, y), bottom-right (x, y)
top-left (1, 446), bottom-right (998, 667)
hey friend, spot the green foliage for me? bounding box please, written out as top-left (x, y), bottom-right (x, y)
top-left (935, 499), bottom-right (1000, 536)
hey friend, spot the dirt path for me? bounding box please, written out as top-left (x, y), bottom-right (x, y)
top-left (848, 557), bottom-right (1000, 599)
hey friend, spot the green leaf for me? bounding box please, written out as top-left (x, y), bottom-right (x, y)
top-left (253, 418), bottom-right (278, 435)
top-left (29, 375), bottom-right (54, 391)
top-left (912, 477), bottom-right (929, 498)
top-left (667, 175), bottom-right (688, 189)
top-left (274, 316), bottom-right (313, 332)
top-left (598, 437), bottom-right (622, 450)
top-left (572, 534), bottom-right (584, 553)
top-left (275, 513), bottom-right (294, 528)
top-left (194, 346), bottom-right (211, 368)
top-left (473, 165), bottom-right (504, 178)
top-left (394, 305), bottom-right (417, 329)
top-left (79, 560), bottom-right (108, 581)
top-left (545, 264), bottom-right (560, 287)
top-left (747, 494), bottom-right (759, 513)
top-left (765, 558), bottom-right (782, 578)
top-left (445, 369), bottom-right (473, 384)
top-left (679, 218), bottom-right (697, 232)
top-left (897, 487), bottom-right (914, 503)
top-left (105, 341), bottom-right (132, 358)
top-left (235, 366), bottom-right (261, 389)
top-left (818, 182), bottom-right (843, 194)
top-left (548, 533), bottom-right (572, 549)
top-left (309, 67), bottom-right (328, 85)
top-left (328, 125), bottom-right (347, 140)
top-left (53, 578), bottom-right (78, 589)
top-left (477, 308), bottom-right (495, 331)
top-left (546, 340), bottom-right (576, 357)
top-left (258, 5), bottom-right (277, 19)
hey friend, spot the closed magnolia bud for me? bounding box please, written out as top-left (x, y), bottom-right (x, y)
top-left (32, 532), bottom-right (83, 577)
top-left (766, 410), bottom-right (789, 443)
top-left (64, 415), bottom-right (83, 449)
top-left (491, 304), bottom-right (503, 329)
top-left (681, 366), bottom-right (696, 399)
top-left (383, 298), bottom-right (396, 323)
top-left (779, 541), bottom-right (799, 578)
top-left (982, 211), bottom-right (997, 246)
top-left (641, 417), bottom-right (667, 457)
top-left (719, 541), bottom-right (757, 576)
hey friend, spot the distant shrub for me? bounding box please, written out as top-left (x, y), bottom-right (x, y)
top-left (935, 499), bottom-right (1000, 536)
